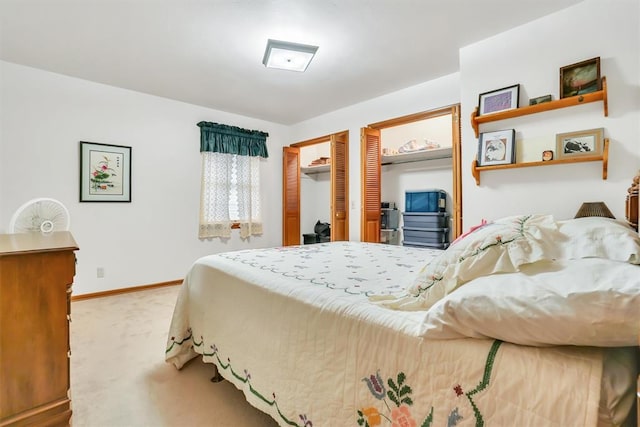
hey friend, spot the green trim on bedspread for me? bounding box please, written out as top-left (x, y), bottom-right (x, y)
top-left (167, 328), bottom-right (312, 426)
top-left (166, 328), bottom-right (503, 427)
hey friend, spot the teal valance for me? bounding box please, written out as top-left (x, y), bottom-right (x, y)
top-left (197, 121), bottom-right (269, 158)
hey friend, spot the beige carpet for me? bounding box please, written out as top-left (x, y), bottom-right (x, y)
top-left (70, 285), bottom-right (278, 427)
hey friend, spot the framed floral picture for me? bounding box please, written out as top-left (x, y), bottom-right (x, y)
top-left (80, 141), bottom-right (132, 202)
top-left (477, 129), bottom-right (516, 166)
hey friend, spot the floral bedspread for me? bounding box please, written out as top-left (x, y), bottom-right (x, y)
top-left (165, 242), bottom-right (604, 426)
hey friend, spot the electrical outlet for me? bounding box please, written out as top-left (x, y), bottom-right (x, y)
top-left (97, 267), bottom-right (104, 278)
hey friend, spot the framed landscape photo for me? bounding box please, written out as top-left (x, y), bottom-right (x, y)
top-left (529, 94), bottom-right (552, 106)
top-left (478, 84), bottom-right (520, 116)
top-left (560, 57), bottom-right (601, 98)
top-left (80, 141), bottom-right (132, 202)
top-left (477, 129), bottom-right (516, 166)
top-left (555, 128), bottom-right (603, 159)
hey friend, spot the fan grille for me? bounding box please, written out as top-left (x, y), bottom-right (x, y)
top-left (9, 198), bottom-right (71, 233)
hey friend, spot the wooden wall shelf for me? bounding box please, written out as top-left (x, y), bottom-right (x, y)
top-left (471, 138), bottom-right (609, 185)
top-left (471, 77), bottom-right (608, 137)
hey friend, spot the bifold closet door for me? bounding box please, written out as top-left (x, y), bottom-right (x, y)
top-left (360, 127), bottom-right (381, 243)
top-left (331, 132), bottom-right (349, 241)
top-left (282, 146), bottom-right (300, 246)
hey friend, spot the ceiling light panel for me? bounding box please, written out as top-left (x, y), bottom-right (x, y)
top-left (262, 39), bottom-right (318, 72)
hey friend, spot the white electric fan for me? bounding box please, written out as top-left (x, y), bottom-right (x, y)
top-left (9, 198), bottom-right (71, 233)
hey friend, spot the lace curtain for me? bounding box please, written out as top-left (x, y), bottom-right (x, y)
top-left (197, 122), bottom-right (268, 239)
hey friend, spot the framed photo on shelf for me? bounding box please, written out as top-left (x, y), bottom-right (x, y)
top-left (560, 57), bottom-right (601, 98)
top-left (529, 94), bottom-right (552, 106)
top-left (478, 84), bottom-right (520, 116)
top-left (555, 128), bottom-right (603, 159)
top-left (477, 129), bottom-right (516, 166)
top-left (80, 141), bottom-right (132, 202)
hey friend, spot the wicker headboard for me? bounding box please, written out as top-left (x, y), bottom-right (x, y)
top-left (626, 172), bottom-right (639, 231)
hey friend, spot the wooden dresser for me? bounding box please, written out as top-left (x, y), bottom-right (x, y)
top-left (0, 232), bottom-right (78, 427)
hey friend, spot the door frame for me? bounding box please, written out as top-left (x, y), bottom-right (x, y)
top-left (282, 146), bottom-right (301, 246)
top-left (282, 130), bottom-right (349, 245)
top-left (362, 104), bottom-right (463, 240)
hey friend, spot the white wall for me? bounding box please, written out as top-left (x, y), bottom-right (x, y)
top-left (299, 141), bottom-right (330, 167)
top-left (0, 62), bottom-right (3, 224)
top-left (290, 0), bottom-right (640, 239)
top-left (299, 143), bottom-right (331, 240)
top-left (289, 73), bottom-right (462, 240)
top-left (300, 171), bottom-right (331, 239)
top-left (460, 0), bottom-right (640, 226)
top-left (381, 114), bottom-right (452, 153)
top-left (2, 0), bottom-right (638, 294)
top-left (0, 61), bottom-right (289, 295)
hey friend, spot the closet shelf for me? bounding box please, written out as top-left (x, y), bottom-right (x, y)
top-left (470, 76), bottom-right (608, 137)
top-left (381, 147), bottom-right (452, 165)
top-left (301, 164), bottom-right (330, 175)
top-left (471, 139), bottom-right (609, 185)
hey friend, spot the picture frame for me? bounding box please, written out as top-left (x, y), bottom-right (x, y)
top-left (560, 57), bottom-right (601, 99)
top-left (555, 128), bottom-right (603, 159)
top-left (80, 141), bottom-right (132, 202)
top-left (478, 84), bottom-right (520, 116)
top-left (477, 129), bottom-right (516, 166)
top-left (529, 94), bottom-right (552, 106)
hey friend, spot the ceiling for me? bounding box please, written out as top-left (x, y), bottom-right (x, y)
top-left (0, 0), bottom-right (582, 125)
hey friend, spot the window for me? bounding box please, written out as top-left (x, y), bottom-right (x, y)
top-left (197, 122), bottom-right (269, 239)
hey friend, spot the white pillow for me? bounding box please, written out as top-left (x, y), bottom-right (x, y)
top-left (557, 217), bottom-right (640, 264)
top-left (372, 214), bottom-right (562, 310)
top-left (420, 258), bottom-right (640, 347)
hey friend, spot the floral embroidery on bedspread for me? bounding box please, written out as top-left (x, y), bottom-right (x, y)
top-left (356, 340), bottom-right (502, 427)
top-left (167, 328), bottom-right (502, 426)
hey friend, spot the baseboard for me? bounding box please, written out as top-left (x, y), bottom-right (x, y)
top-left (71, 280), bottom-right (182, 301)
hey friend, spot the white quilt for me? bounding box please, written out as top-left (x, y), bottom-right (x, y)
top-left (166, 242), bottom-right (607, 426)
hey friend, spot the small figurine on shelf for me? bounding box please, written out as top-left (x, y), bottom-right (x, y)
top-left (542, 150), bottom-right (554, 161)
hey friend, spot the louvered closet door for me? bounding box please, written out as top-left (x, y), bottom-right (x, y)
top-left (331, 132), bottom-right (349, 241)
top-left (360, 127), bottom-right (381, 243)
top-left (282, 146), bottom-right (300, 246)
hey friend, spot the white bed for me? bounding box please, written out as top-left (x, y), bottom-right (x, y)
top-left (166, 215), bottom-right (639, 426)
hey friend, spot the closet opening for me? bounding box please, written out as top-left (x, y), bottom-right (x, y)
top-left (282, 131), bottom-right (349, 246)
top-left (360, 104), bottom-right (462, 245)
